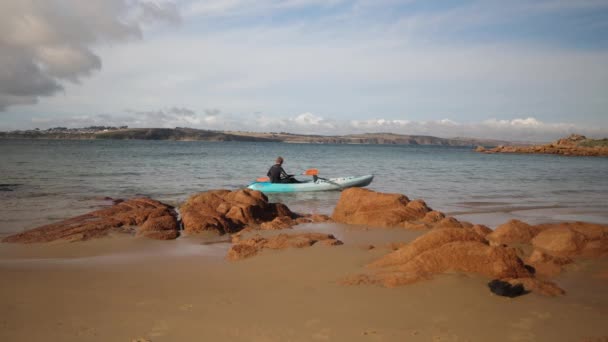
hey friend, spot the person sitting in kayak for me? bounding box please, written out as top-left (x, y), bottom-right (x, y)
top-left (267, 156), bottom-right (298, 183)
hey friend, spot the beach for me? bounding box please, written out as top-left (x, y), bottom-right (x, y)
top-left (1, 224), bottom-right (607, 342)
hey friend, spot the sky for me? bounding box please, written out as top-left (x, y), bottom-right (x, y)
top-left (1, 0), bottom-right (608, 141)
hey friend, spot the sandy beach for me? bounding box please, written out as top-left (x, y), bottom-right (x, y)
top-left (2, 222), bottom-right (608, 342)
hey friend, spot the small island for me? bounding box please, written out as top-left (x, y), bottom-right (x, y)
top-left (476, 134), bottom-right (608, 157)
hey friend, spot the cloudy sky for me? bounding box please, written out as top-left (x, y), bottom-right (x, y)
top-left (1, 0), bottom-right (607, 141)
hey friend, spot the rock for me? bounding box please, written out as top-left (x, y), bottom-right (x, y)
top-left (526, 249), bottom-right (573, 278)
top-left (504, 278), bottom-right (565, 296)
top-left (476, 134), bottom-right (608, 157)
top-left (420, 211), bottom-right (445, 223)
top-left (433, 216), bottom-right (464, 229)
top-left (475, 146), bottom-right (486, 152)
top-left (332, 188), bottom-right (419, 226)
top-left (180, 189), bottom-right (296, 235)
top-left (294, 214), bottom-right (333, 225)
top-left (486, 219), bottom-right (543, 245)
top-left (2, 198), bottom-right (179, 243)
top-left (531, 226), bottom-right (606, 257)
top-left (339, 221), bottom-right (565, 296)
top-left (369, 228), bottom-right (487, 268)
top-left (227, 233), bottom-right (343, 260)
top-left (260, 216), bottom-right (296, 230)
top-left (331, 188), bottom-right (438, 228)
top-left (138, 215), bottom-right (180, 240)
top-left (488, 279), bottom-right (526, 298)
top-left (471, 224), bottom-right (493, 237)
top-left (345, 240), bottom-right (532, 288)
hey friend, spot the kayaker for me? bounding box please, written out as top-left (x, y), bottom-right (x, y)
top-left (267, 156), bottom-right (297, 183)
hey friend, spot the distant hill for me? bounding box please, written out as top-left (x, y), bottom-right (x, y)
top-left (0, 127), bottom-right (515, 147)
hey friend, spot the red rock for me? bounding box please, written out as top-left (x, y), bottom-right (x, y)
top-left (471, 224), bottom-right (493, 237)
top-left (420, 211), bottom-right (445, 223)
top-left (369, 228), bottom-right (487, 268)
top-left (487, 219), bottom-right (543, 245)
top-left (536, 221), bottom-right (608, 241)
top-left (294, 214), bottom-right (333, 225)
top-left (260, 216), bottom-right (296, 230)
top-left (332, 188), bottom-right (415, 226)
top-left (331, 188), bottom-right (437, 228)
top-left (227, 233), bottom-right (342, 260)
top-left (360, 241), bottom-right (531, 288)
top-left (2, 198), bottom-right (179, 243)
top-left (477, 135), bottom-right (608, 157)
top-left (137, 215), bottom-right (179, 240)
top-left (180, 189), bottom-right (296, 235)
top-left (526, 249), bottom-right (573, 278)
top-left (341, 227), bottom-right (565, 296)
top-left (504, 278), bottom-right (565, 296)
top-left (532, 227), bottom-right (589, 256)
top-left (433, 216), bottom-right (464, 229)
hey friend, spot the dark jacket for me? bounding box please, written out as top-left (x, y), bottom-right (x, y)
top-left (267, 164), bottom-right (288, 183)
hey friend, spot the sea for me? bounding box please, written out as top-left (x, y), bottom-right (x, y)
top-left (1, 139), bottom-right (607, 237)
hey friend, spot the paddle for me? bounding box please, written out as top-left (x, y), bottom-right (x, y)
top-left (302, 168), bottom-right (343, 189)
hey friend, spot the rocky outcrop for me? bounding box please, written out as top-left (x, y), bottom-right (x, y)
top-left (526, 249), bottom-right (573, 278)
top-left (2, 198), bottom-right (179, 243)
top-left (227, 233), bottom-right (343, 260)
top-left (486, 219), bottom-right (544, 245)
top-left (476, 134), bottom-right (608, 157)
top-left (331, 188), bottom-right (466, 230)
top-left (531, 223), bottom-right (608, 257)
top-left (368, 228), bottom-right (487, 268)
top-left (341, 227), bottom-right (564, 296)
top-left (180, 189), bottom-right (296, 235)
top-left (503, 278), bottom-right (566, 296)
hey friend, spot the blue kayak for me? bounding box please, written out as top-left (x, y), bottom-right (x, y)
top-left (247, 175), bottom-right (373, 193)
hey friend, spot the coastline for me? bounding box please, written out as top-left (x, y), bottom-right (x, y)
top-left (0, 128), bottom-right (517, 147)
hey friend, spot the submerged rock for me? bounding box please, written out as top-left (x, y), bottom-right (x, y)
top-left (227, 233), bottom-right (343, 260)
top-left (3, 198), bottom-right (179, 243)
top-left (180, 189), bottom-right (296, 235)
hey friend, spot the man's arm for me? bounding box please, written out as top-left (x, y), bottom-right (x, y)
top-left (280, 167), bottom-right (289, 178)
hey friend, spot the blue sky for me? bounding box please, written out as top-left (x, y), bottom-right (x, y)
top-left (1, 0), bottom-right (607, 141)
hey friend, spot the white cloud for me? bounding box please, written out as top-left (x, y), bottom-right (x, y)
top-left (344, 116), bottom-right (606, 142)
top-left (0, 0), bottom-right (179, 111)
top-left (182, 0), bottom-right (346, 17)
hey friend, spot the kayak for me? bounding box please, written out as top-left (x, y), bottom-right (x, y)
top-left (247, 174), bottom-right (373, 193)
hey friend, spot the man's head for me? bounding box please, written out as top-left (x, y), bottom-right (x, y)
top-left (276, 156), bottom-right (284, 165)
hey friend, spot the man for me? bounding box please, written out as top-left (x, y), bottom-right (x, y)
top-left (267, 156), bottom-right (297, 183)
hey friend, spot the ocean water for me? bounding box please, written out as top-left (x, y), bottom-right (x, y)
top-left (1, 139), bottom-right (607, 236)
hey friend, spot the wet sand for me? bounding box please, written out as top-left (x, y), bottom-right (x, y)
top-left (1, 224), bottom-right (607, 341)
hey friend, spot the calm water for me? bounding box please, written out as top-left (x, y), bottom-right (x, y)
top-left (1, 139), bottom-right (607, 236)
